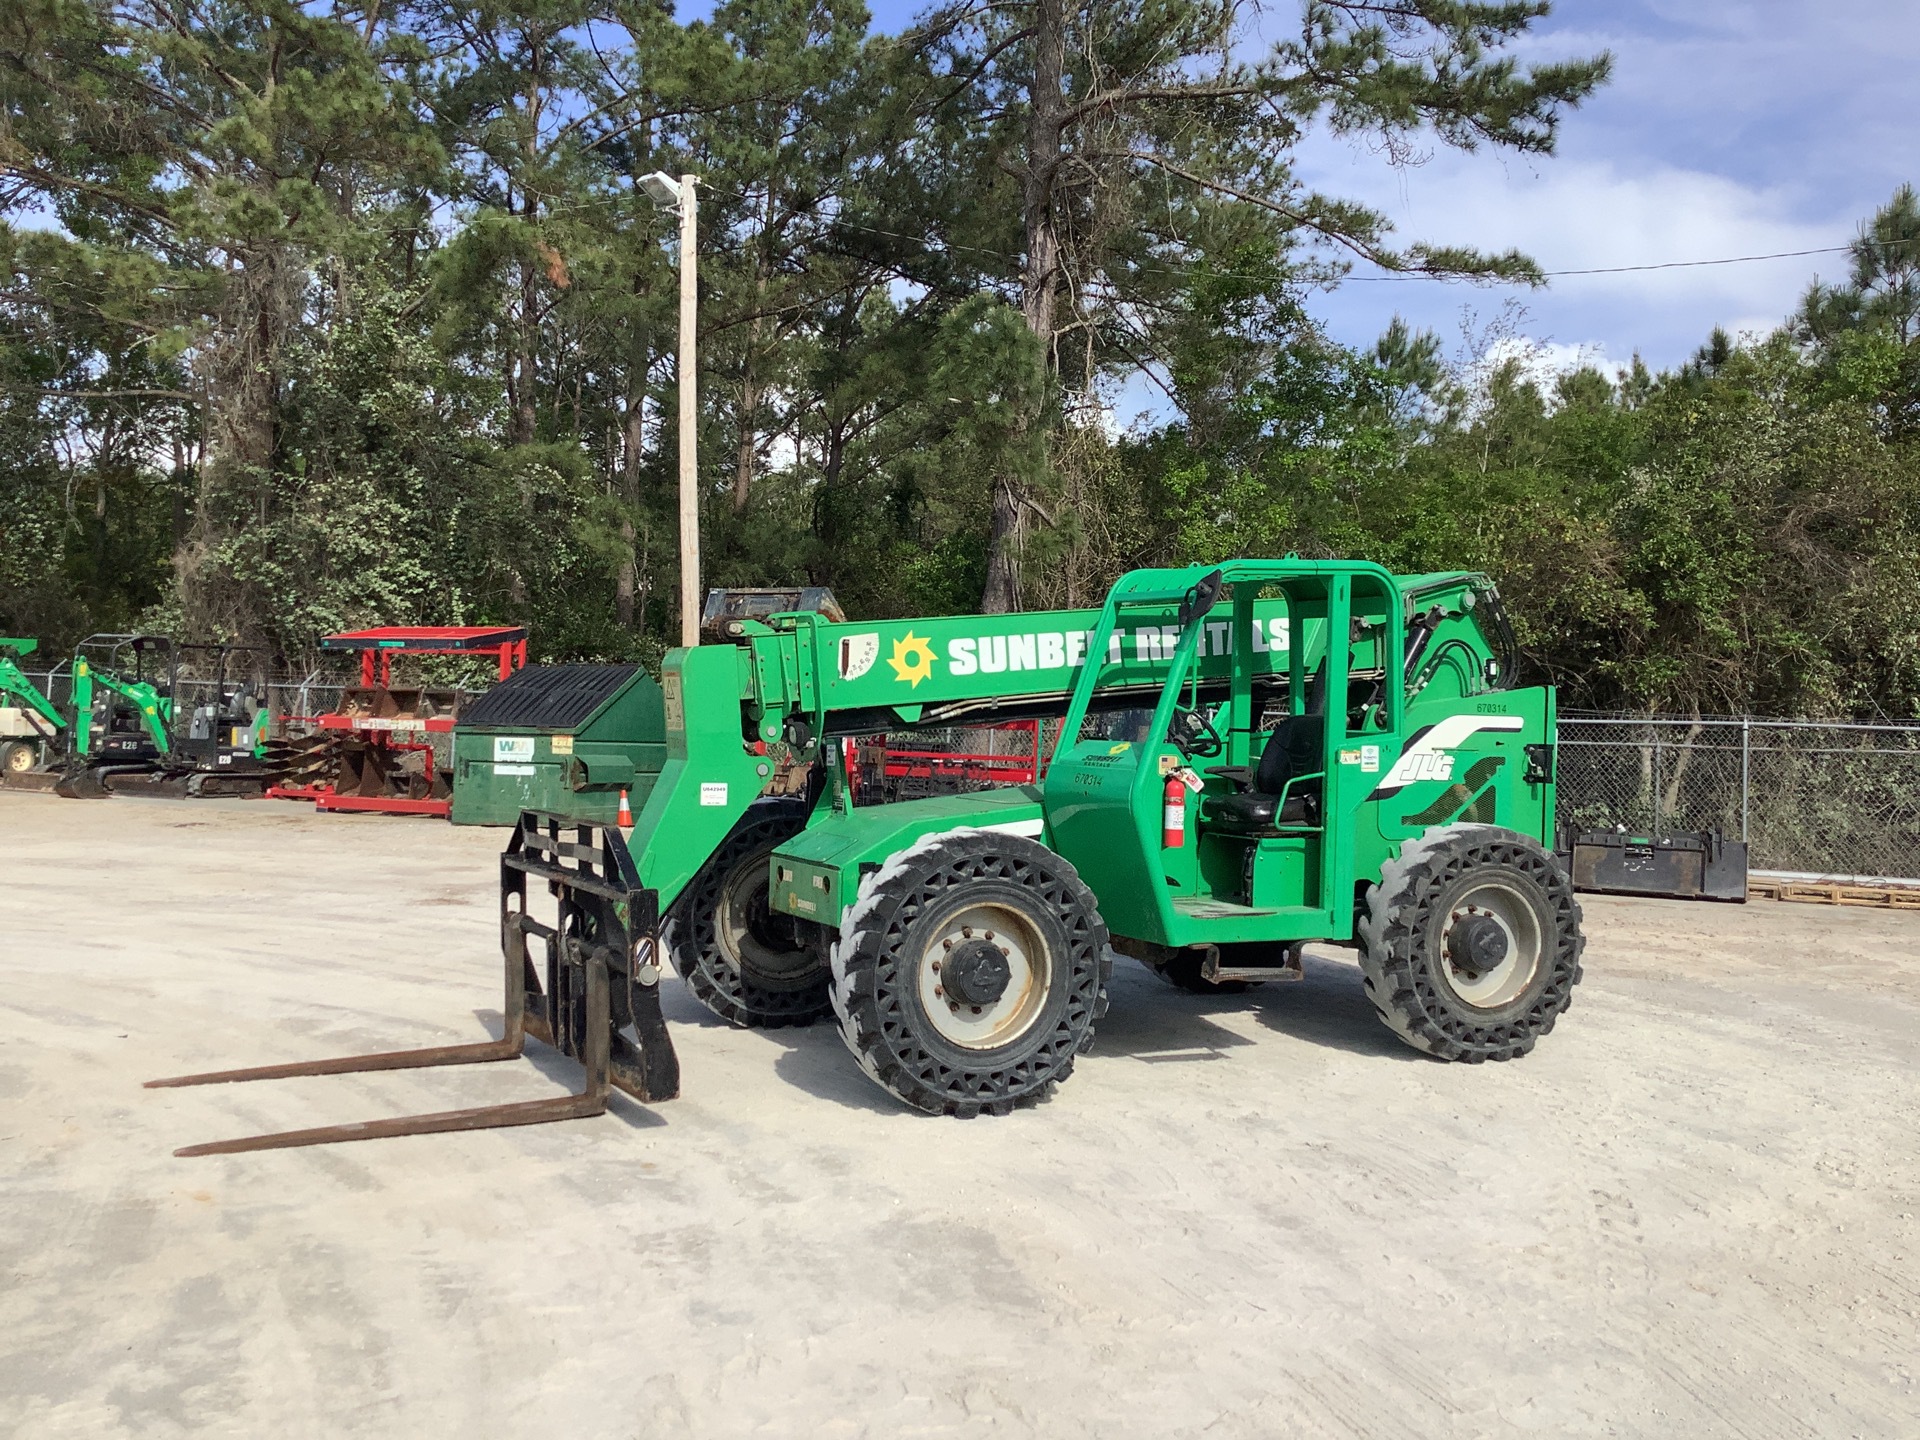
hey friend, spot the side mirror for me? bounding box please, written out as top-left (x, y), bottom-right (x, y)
top-left (1176, 569), bottom-right (1225, 631)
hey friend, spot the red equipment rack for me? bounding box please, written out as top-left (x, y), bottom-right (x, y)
top-left (268, 626), bottom-right (528, 816)
top-left (327, 626), bottom-right (529, 688)
top-left (880, 719), bottom-right (1045, 786)
top-left (845, 720), bottom-right (1047, 803)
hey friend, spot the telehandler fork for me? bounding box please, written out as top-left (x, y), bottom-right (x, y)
top-left (147, 814), bottom-right (678, 1155)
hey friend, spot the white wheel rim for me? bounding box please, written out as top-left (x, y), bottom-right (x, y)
top-left (916, 901), bottom-right (1051, 1050)
top-left (1439, 878), bottom-right (1543, 1010)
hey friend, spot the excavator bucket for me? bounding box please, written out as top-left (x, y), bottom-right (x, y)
top-left (148, 813), bottom-right (678, 1156)
top-left (53, 765), bottom-right (111, 799)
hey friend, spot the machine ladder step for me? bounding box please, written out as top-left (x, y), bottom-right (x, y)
top-left (1170, 897), bottom-right (1281, 919)
top-left (1202, 943), bottom-right (1306, 985)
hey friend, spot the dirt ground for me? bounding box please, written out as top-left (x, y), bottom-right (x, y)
top-left (2, 791), bottom-right (1917, 1439)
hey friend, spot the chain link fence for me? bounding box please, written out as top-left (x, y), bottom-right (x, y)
top-left (13, 661), bottom-right (1917, 881)
top-left (852, 722), bottom-right (1059, 803)
top-left (862, 713), bottom-right (1920, 884)
top-left (1557, 716), bottom-right (1920, 881)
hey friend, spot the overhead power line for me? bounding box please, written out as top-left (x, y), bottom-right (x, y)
top-left (1349, 242), bottom-right (1883, 284)
top-left (823, 212), bottom-right (1883, 287)
top-left (745, 199), bottom-right (1895, 287)
top-left (652, 178), bottom-right (1903, 288)
top-left (1550, 244), bottom-right (1854, 276)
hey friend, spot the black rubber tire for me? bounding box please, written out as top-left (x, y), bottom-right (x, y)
top-left (1358, 823), bottom-right (1584, 1062)
top-left (0, 741), bottom-right (33, 776)
top-left (664, 797), bottom-right (829, 1028)
top-left (830, 829), bottom-right (1112, 1117)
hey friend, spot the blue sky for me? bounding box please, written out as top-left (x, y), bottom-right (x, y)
top-left (1295, 0), bottom-right (1920, 374)
top-left (690, 0), bottom-right (1917, 380)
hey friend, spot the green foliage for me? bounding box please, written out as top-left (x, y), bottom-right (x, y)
top-left (0, 3), bottom-right (1913, 721)
top-left (1117, 297), bottom-right (1920, 718)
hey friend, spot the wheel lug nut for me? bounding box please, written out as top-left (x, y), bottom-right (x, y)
top-left (971, 1006), bottom-right (982, 1015)
top-left (934, 986), bottom-right (943, 998)
top-left (943, 939), bottom-right (953, 950)
top-left (931, 960), bottom-right (941, 972)
top-left (999, 946), bottom-right (1010, 956)
top-left (962, 927), bottom-right (973, 938)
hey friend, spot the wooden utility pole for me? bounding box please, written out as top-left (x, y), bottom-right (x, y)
top-left (675, 175), bottom-right (700, 648)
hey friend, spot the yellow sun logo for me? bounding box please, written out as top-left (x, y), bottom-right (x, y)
top-left (886, 631), bottom-right (936, 687)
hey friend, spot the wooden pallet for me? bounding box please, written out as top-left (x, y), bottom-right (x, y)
top-left (1749, 877), bottom-right (1920, 909)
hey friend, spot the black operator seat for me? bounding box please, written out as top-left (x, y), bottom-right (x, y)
top-left (1201, 664), bottom-right (1328, 832)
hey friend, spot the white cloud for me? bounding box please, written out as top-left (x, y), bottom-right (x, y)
top-left (1323, 153), bottom-right (1843, 315)
top-left (1536, 0), bottom-right (1920, 176)
top-left (1474, 336), bottom-right (1627, 394)
top-left (1298, 146), bottom-right (1863, 368)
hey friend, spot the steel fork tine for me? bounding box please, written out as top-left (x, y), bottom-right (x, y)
top-left (173, 1091), bottom-right (607, 1157)
top-left (145, 1037), bottom-right (522, 1089)
top-left (149, 916), bottom-right (535, 1091)
top-left (167, 933), bottom-right (611, 1158)
top-left (150, 815), bottom-right (672, 1158)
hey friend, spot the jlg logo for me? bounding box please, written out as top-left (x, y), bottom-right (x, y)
top-left (1372, 716), bottom-right (1525, 796)
top-left (1382, 749), bottom-right (1457, 788)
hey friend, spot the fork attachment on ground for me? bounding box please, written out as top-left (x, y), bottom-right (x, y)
top-left (147, 812), bottom-right (678, 1157)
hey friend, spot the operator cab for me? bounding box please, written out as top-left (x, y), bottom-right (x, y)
top-left (1192, 570), bottom-right (1398, 917)
top-left (1199, 663), bottom-right (1329, 832)
top-left (1044, 561), bottom-right (1412, 946)
top-left (1159, 569), bottom-right (1399, 826)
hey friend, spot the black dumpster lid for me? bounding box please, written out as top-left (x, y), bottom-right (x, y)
top-left (456, 663), bottom-right (640, 731)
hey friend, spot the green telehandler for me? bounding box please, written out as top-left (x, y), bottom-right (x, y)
top-left (155, 560), bottom-right (1583, 1152)
top-left (0, 638), bottom-right (66, 777)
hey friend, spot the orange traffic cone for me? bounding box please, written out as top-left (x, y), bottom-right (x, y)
top-left (617, 788), bottom-right (634, 828)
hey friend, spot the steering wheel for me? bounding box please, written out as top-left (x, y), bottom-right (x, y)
top-left (1169, 707), bottom-right (1224, 760)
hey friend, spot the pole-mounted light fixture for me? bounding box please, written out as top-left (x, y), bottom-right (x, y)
top-left (638, 171), bottom-right (683, 213)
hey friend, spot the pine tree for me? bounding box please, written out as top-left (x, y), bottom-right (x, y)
top-left (910, 0), bottom-right (1610, 610)
top-left (0, 0), bottom-right (437, 641)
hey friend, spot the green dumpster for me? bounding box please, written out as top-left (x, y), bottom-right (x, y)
top-left (450, 663), bottom-right (666, 826)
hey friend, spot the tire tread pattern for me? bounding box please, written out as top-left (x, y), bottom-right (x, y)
top-left (664, 798), bottom-right (827, 1028)
top-left (830, 827), bottom-right (1112, 1117)
top-left (1357, 823), bottom-right (1584, 1062)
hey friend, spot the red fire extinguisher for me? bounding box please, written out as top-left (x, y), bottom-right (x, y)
top-left (1162, 772), bottom-right (1187, 848)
